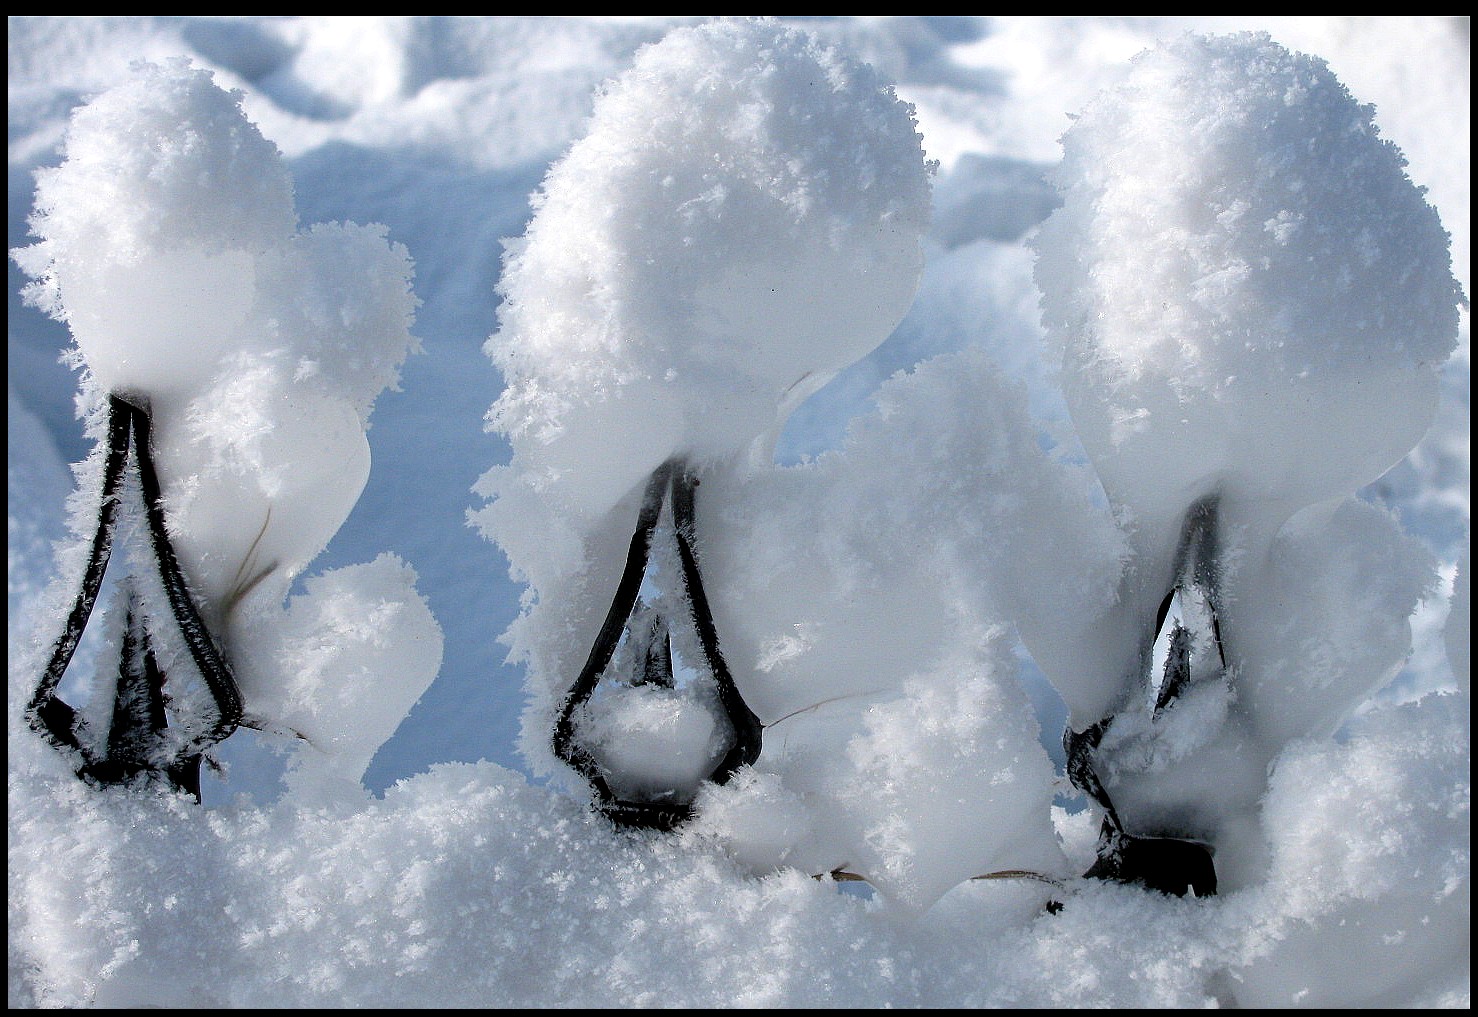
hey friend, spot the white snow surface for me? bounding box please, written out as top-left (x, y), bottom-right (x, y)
top-left (1035, 32), bottom-right (1460, 545)
top-left (8, 16), bottom-right (1470, 1009)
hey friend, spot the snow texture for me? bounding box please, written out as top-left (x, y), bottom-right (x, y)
top-left (11, 58), bottom-right (442, 789)
top-left (8, 15), bottom-right (1470, 1010)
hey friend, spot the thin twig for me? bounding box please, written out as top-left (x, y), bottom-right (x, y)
top-left (764, 688), bottom-right (886, 730)
top-left (812, 865), bottom-right (868, 882)
top-left (969, 869), bottom-right (1066, 888)
top-left (813, 866), bottom-right (1066, 889)
top-left (225, 506), bottom-right (277, 618)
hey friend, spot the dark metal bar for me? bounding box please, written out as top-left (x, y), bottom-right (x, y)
top-left (552, 461), bottom-right (675, 814)
top-left (26, 396), bottom-right (132, 749)
top-left (1064, 494), bottom-right (1226, 896)
top-left (128, 398), bottom-right (243, 749)
top-left (553, 458), bottom-right (765, 831)
top-left (28, 395), bottom-right (240, 796)
top-left (670, 462), bottom-right (762, 780)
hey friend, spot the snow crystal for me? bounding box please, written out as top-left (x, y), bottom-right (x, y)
top-left (1233, 693), bottom-right (1470, 1007)
top-left (15, 59), bottom-right (295, 398)
top-left (573, 681), bottom-right (726, 802)
top-left (242, 553), bottom-right (444, 796)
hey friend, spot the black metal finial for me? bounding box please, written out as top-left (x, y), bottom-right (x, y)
top-left (552, 457), bottom-right (762, 831)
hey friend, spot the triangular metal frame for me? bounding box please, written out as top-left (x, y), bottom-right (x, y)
top-left (552, 457), bottom-right (763, 831)
top-left (25, 394), bottom-right (243, 800)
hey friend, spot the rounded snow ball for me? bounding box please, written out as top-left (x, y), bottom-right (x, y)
top-left (573, 684), bottom-right (727, 802)
top-left (17, 59), bottom-right (297, 398)
top-left (24, 59), bottom-right (296, 269)
top-left (490, 17), bottom-right (934, 467)
top-left (1034, 32), bottom-right (1464, 514)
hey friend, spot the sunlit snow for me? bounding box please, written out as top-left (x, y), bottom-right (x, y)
top-left (8, 16), bottom-right (1469, 1009)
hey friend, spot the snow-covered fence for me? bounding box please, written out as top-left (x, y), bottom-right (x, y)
top-left (477, 20), bottom-right (1466, 911)
top-left (7, 17), bottom-right (1468, 1008)
top-left (14, 60), bottom-right (443, 798)
top-left (1033, 31), bottom-right (1462, 897)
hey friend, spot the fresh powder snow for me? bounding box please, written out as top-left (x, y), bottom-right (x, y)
top-left (8, 16), bottom-right (1470, 1009)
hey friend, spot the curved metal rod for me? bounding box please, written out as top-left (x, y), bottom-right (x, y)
top-left (80, 579), bottom-right (202, 799)
top-left (630, 605), bottom-right (675, 689)
top-left (26, 396), bottom-right (132, 752)
top-left (670, 462), bottom-right (763, 780)
top-left (127, 397), bottom-right (244, 750)
top-left (551, 458), bottom-right (764, 832)
top-left (27, 394), bottom-right (241, 793)
top-left (1063, 720), bottom-right (1120, 835)
top-left (1066, 717), bottom-right (1216, 896)
top-left (1063, 494), bottom-right (1226, 897)
top-left (551, 461), bottom-right (675, 823)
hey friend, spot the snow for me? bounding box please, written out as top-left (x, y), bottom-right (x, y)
top-left (12, 54), bottom-right (438, 796)
top-left (1035, 32), bottom-right (1459, 533)
top-left (1449, 541), bottom-right (1472, 695)
top-left (8, 15), bottom-right (1470, 1009)
top-left (482, 18), bottom-right (931, 531)
top-left (1024, 31), bottom-right (1463, 897)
